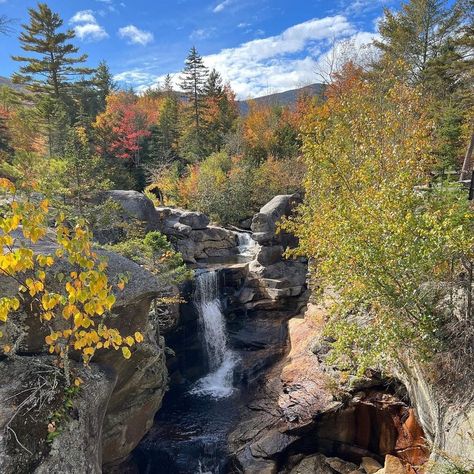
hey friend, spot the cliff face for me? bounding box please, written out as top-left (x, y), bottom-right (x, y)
top-left (0, 238), bottom-right (169, 473)
top-left (229, 303), bottom-right (430, 473)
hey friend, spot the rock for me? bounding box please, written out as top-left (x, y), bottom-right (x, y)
top-left (0, 357), bottom-right (115, 474)
top-left (256, 245), bottom-right (283, 266)
top-left (290, 454), bottom-right (335, 474)
top-left (178, 210), bottom-right (209, 229)
top-left (251, 194), bottom-right (300, 245)
top-left (326, 457), bottom-right (359, 474)
top-left (163, 220), bottom-right (193, 238)
top-left (396, 361), bottom-right (474, 465)
top-left (0, 234), bottom-right (168, 470)
top-left (383, 455), bottom-right (406, 474)
top-left (361, 457), bottom-right (384, 474)
top-left (104, 190), bottom-right (158, 229)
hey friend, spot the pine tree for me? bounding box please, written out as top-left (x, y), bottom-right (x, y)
top-left (374, 0), bottom-right (463, 84)
top-left (93, 61), bottom-right (116, 114)
top-left (202, 69), bottom-right (238, 154)
top-left (179, 46), bottom-right (209, 160)
top-left (12, 3), bottom-right (93, 99)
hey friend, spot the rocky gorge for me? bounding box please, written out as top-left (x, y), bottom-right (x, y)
top-left (1, 191), bottom-right (473, 474)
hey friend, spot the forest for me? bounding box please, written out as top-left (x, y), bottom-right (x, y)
top-left (0, 0), bottom-right (474, 473)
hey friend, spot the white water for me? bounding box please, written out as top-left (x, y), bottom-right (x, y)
top-left (236, 232), bottom-right (259, 259)
top-left (191, 271), bottom-right (237, 399)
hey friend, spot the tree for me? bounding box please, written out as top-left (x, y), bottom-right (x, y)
top-left (93, 61), bottom-right (116, 114)
top-left (179, 46), bottom-right (209, 160)
top-left (282, 65), bottom-right (474, 372)
top-left (42, 126), bottom-right (112, 225)
top-left (12, 3), bottom-right (92, 100)
top-left (0, 111), bottom-right (13, 159)
top-left (0, 15), bottom-right (14, 35)
top-left (375, 0), bottom-right (463, 83)
top-left (202, 69), bottom-right (238, 154)
top-left (0, 178), bottom-right (142, 386)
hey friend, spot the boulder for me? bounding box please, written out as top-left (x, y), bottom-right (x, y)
top-left (251, 194), bottom-right (300, 245)
top-left (361, 457), bottom-right (384, 474)
top-left (326, 457), bottom-right (360, 474)
top-left (290, 454), bottom-right (335, 474)
top-left (256, 245), bottom-right (283, 266)
top-left (104, 190), bottom-right (158, 229)
top-left (383, 455), bottom-right (406, 474)
top-left (0, 234), bottom-right (168, 471)
top-left (0, 357), bottom-right (115, 474)
top-left (178, 210), bottom-right (209, 230)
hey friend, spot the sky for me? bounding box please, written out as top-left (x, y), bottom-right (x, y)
top-left (0, 0), bottom-right (404, 99)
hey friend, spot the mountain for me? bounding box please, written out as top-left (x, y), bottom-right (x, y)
top-left (0, 76), bottom-right (23, 91)
top-left (238, 83), bottom-right (325, 114)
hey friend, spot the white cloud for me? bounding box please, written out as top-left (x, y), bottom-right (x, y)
top-left (115, 15), bottom-right (378, 99)
top-left (118, 25), bottom-right (154, 46)
top-left (70, 10), bottom-right (97, 24)
top-left (70, 10), bottom-right (109, 41)
top-left (213, 0), bottom-right (232, 13)
top-left (75, 23), bottom-right (109, 41)
top-left (190, 28), bottom-right (216, 40)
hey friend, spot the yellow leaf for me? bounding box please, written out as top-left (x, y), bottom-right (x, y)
top-left (134, 332), bottom-right (144, 343)
top-left (122, 346), bottom-right (131, 359)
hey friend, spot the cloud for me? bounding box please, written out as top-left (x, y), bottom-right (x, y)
top-left (115, 15), bottom-right (378, 99)
top-left (70, 10), bottom-right (109, 41)
top-left (118, 25), bottom-right (154, 46)
top-left (190, 28), bottom-right (216, 40)
top-left (213, 0), bottom-right (232, 13)
top-left (70, 10), bottom-right (96, 24)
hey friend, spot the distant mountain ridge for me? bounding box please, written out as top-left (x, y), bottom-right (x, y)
top-left (0, 76), bottom-right (324, 112)
top-left (237, 83), bottom-right (325, 114)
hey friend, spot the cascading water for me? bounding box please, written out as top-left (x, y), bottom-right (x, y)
top-left (132, 234), bottom-right (258, 473)
top-left (191, 270), bottom-right (237, 399)
top-left (236, 232), bottom-right (259, 259)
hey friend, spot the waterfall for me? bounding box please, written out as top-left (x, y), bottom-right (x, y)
top-left (236, 232), bottom-right (259, 258)
top-left (191, 270), bottom-right (236, 399)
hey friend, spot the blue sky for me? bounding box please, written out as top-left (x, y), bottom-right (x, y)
top-left (0, 0), bottom-right (404, 98)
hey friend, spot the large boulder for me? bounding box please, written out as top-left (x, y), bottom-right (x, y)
top-left (0, 357), bottom-right (115, 474)
top-left (251, 194), bottom-right (301, 245)
top-left (0, 234), bottom-right (168, 472)
top-left (103, 190), bottom-right (158, 230)
top-left (155, 207), bottom-right (209, 231)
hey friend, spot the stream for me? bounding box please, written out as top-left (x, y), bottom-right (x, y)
top-left (131, 233), bottom-right (258, 474)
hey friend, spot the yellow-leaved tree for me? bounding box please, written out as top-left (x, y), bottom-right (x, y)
top-left (282, 63), bottom-right (474, 374)
top-left (0, 177), bottom-right (143, 385)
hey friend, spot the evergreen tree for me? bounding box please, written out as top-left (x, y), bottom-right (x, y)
top-left (202, 69), bottom-right (238, 154)
top-left (374, 0), bottom-right (463, 84)
top-left (93, 61), bottom-right (116, 114)
top-left (179, 46), bottom-right (209, 160)
top-left (36, 95), bottom-right (69, 157)
top-left (0, 113), bottom-right (13, 157)
top-left (12, 3), bottom-right (93, 99)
